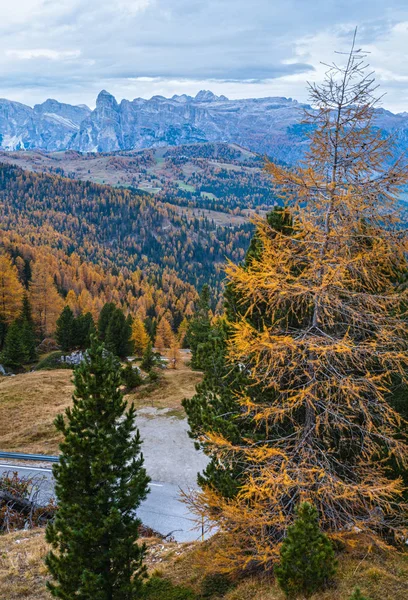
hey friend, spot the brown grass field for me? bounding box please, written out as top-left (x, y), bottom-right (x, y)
top-left (0, 528), bottom-right (407, 600)
top-left (0, 364), bottom-right (202, 454)
top-left (1, 365), bottom-right (407, 598)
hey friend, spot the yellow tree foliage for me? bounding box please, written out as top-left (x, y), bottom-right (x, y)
top-left (0, 254), bottom-right (24, 323)
top-left (30, 260), bottom-right (64, 337)
top-left (155, 316), bottom-right (174, 350)
top-left (177, 317), bottom-right (189, 346)
top-left (154, 333), bottom-right (165, 355)
top-left (131, 318), bottom-right (150, 356)
top-left (168, 340), bottom-right (182, 369)
top-left (190, 40), bottom-right (408, 572)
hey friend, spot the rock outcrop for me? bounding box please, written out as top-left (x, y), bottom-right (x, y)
top-left (0, 90), bottom-right (406, 164)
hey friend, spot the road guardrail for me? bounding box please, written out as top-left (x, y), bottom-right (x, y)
top-left (0, 451), bottom-right (59, 463)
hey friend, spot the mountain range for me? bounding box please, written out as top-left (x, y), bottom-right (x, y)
top-left (0, 90), bottom-right (408, 163)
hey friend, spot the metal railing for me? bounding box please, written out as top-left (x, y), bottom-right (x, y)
top-left (0, 451), bottom-right (59, 463)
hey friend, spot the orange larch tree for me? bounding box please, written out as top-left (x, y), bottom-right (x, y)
top-left (188, 39), bottom-right (408, 572)
top-left (131, 318), bottom-right (150, 357)
top-left (0, 254), bottom-right (24, 324)
top-left (30, 260), bottom-right (64, 338)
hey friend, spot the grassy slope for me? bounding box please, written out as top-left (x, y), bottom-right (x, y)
top-left (0, 363), bottom-right (201, 454)
top-left (1, 529), bottom-right (407, 600)
top-left (0, 367), bottom-right (407, 599)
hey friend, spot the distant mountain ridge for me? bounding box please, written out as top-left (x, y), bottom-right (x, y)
top-left (0, 90), bottom-right (407, 163)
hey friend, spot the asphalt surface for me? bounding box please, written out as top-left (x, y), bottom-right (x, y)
top-left (0, 463), bottom-right (203, 543)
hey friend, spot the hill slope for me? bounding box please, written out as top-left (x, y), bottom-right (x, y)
top-left (0, 162), bottom-right (253, 314)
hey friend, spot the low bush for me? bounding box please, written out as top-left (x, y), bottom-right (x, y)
top-left (35, 352), bottom-right (71, 370)
top-left (142, 575), bottom-right (196, 600)
top-left (200, 572), bottom-right (233, 598)
top-left (349, 588), bottom-right (370, 600)
top-left (121, 363), bottom-right (143, 390)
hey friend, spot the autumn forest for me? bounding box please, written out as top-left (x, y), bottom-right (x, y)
top-left (1, 35), bottom-right (408, 600)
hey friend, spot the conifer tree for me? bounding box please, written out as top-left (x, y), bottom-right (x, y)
top-left (168, 340), bottom-right (182, 369)
top-left (0, 316), bottom-right (6, 352)
top-left (30, 261), bottom-right (63, 337)
top-left (154, 333), bottom-right (165, 355)
top-left (97, 302), bottom-right (116, 343)
top-left (177, 317), bottom-right (189, 348)
top-left (18, 294), bottom-right (37, 361)
top-left (185, 40), bottom-right (408, 571)
top-left (141, 342), bottom-right (155, 372)
top-left (131, 318), bottom-right (150, 357)
top-left (155, 317), bottom-right (174, 351)
top-left (1, 321), bottom-right (28, 369)
top-left (73, 312), bottom-right (95, 349)
top-left (98, 303), bottom-right (132, 358)
top-left (105, 309), bottom-right (133, 357)
top-left (46, 338), bottom-right (150, 600)
top-left (56, 306), bottom-right (75, 352)
top-left (0, 254), bottom-right (24, 324)
top-left (186, 285), bottom-right (212, 369)
top-left (275, 502), bottom-right (337, 599)
top-left (183, 208), bottom-right (292, 500)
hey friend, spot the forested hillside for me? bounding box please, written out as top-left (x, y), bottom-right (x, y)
top-left (0, 163), bottom-right (253, 323)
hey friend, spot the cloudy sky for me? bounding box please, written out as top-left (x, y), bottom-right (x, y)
top-left (1, 0), bottom-right (408, 112)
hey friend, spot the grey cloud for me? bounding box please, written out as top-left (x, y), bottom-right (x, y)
top-left (0, 0), bottom-right (406, 108)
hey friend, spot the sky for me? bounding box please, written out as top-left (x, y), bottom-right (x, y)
top-left (1, 0), bottom-right (408, 112)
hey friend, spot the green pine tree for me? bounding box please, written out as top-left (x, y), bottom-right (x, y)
top-left (275, 502), bottom-right (337, 599)
top-left (140, 342), bottom-right (155, 372)
top-left (98, 302), bottom-right (117, 343)
top-left (45, 337), bottom-right (150, 600)
top-left (183, 208), bottom-right (294, 499)
top-left (0, 316), bottom-right (7, 352)
top-left (56, 306), bottom-right (75, 352)
top-left (74, 312), bottom-right (96, 349)
top-left (186, 284), bottom-right (212, 369)
top-left (105, 308), bottom-right (133, 357)
top-left (18, 294), bottom-right (37, 361)
top-left (1, 320), bottom-right (28, 369)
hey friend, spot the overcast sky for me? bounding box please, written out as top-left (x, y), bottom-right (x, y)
top-left (1, 0), bottom-right (408, 112)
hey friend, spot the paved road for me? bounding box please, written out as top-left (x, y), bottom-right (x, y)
top-left (0, 463), bottom-right (203, 543)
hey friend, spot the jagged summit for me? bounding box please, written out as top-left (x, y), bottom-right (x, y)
top-left (96, 90), bottom-right (118, 108)
top-left (194, 90), bottom-right (228, 102)
top-left (0, 90), bottom-right (405, 162)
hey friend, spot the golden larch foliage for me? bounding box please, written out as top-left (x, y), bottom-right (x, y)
top-left (188, 39), bottom-right (408, 573)
top-left (131, 318), bottom-right (150, 356)
top-left (0, 254), bottom-right (24, 324)
top-left (30, 260), bottom-right (64, 338)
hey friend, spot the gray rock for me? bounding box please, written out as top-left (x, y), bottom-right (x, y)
top-left (0, 90), bottom-right (406, 164)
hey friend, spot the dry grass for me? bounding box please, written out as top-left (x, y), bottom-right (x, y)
top-left (128, 366), bottom-right (202, 416)
top-left (0, 370), bottom-right (73, 455)
top-left (154, 534), bottom-right (408, 600)
top-left (0, 529), bottom-right (50, 600)
top-left (0, 363), bottom-right (201, 453)
top-left (0, 529), bottom-right (192, 600)
top-left (1, 528), bottom-right (407, 600)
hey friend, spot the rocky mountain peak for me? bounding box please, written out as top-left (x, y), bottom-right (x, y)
top-left (96, 90), bottom-right (118, 110)
top-left (195, 90), bottom-right (224, 103)
top-left (0, 90), bottom-right (405, 161)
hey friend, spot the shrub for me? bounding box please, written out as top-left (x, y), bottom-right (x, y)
top-left (121, 363), bottom-right (143, 389)
top-left (0, 471), bottom-right (57, 532)
top-left (349, 588), bottom-right (370, 600)
top-left (142, 575), bottom-right (196, 600)
top-left (200, 572), bottom-right (233, 598)
top-left (36, 351), bottom-right (71, 370)
top-left (148, 369), bottom-right (160, 383)
top-left (275, 502), bottom-right (337, 599)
